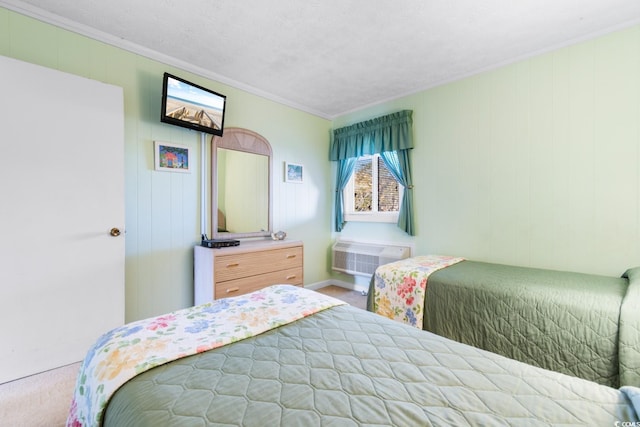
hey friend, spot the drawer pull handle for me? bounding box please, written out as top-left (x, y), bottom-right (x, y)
top-left (226, 262), bottom-right (240, 268)
top-left (286, 275), bottom-right (297, 280)
top-left (226, 287), bottom-right (240, 293)
top-left (286, 254), bottom-right (297, 259)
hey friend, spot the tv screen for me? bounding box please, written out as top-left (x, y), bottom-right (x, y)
top-left (161, 72), bottom-right (226, 136)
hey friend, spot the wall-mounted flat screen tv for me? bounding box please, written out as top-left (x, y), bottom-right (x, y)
top-left (161, 72), bottom-right (226, 136)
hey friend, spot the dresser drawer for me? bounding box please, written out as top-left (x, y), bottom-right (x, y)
top-left (214, 246), bottom-right (303, 282)
top-left (215, 267), bottom-right (303, 298)
top-left (194, 241), bottom-right (304, 305)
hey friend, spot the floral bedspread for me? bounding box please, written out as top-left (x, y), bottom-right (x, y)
top-left (66, 285), bottom-right (345, 427)
top-left (373, 255), bottom-right (464, 328)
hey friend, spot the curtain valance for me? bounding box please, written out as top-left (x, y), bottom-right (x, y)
top-left (329, 110), bottom-right (413, 161)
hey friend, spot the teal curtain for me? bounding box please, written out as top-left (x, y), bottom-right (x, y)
top-left (334, 158), bottom-right (356, 232)
top-left (380, 151), bottom-right (414, 235)
top-left (330, 110), bottom-right (415, 235)
top-left (330, 110), bottom-right (413, 160)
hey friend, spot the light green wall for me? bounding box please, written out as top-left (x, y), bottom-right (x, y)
top-left (334, 25), bottom-right (640, 277)
top-left (0, 7), bottom-right (333, 322)
top-left (5, 6), bottom-right (639, 318)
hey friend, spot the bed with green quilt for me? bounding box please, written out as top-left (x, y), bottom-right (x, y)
top-left (68, 285), bottom-right (639, 426)
top-left (367, 256), bottom-right (640, 389)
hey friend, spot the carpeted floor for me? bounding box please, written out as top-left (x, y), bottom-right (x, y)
top-left (0, 362), bottom-right (80, 427)
top-left (0, 285), bottom-right (366, 426)
top-left (314, 284), bottom-right (367, 309)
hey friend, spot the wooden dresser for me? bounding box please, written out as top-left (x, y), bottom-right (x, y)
top-left (194, 239), bottom-right (303, 304)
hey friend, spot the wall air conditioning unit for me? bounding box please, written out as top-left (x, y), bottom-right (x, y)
top-left (331, 240), bottom-right (412, 277)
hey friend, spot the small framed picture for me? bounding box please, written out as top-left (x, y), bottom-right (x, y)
top-left (285, 162), bottom-right (303, 183)
top-left (154, 141), bottom-right (191, 173)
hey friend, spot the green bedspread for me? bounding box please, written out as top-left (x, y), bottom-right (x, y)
top-left (422, 260), bottom-right (630, 387)
top-left (103, 304), bottom-right (638, 426)
top-left (620, 266), bottom-right (640, 387)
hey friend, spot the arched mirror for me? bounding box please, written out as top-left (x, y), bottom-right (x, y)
top-left (212, 128), bottom-right (272, 239)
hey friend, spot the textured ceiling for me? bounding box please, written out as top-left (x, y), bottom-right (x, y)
top-left (4, 0), bottom-right (640, 118)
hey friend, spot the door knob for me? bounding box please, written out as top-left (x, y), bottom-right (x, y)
top-left (109, 227), bottom-right (121, 237)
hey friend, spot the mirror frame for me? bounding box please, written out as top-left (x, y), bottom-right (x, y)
top-left (212, 127), bottom-right (272, 239)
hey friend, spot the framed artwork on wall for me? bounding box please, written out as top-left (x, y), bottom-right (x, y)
top-left (285, 162), bottom-right (303, 183)
top-left (154, 141), bottom-right (191, 173)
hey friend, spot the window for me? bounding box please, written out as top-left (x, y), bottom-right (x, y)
top-left (343, 153), bottom-right (403, 223)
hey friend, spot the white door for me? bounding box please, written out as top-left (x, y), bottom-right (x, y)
top-left (0, 55), bottom-right (125, 383)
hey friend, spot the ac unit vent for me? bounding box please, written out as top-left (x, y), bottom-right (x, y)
top-left (331, 241), bottom-right (411, 277)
